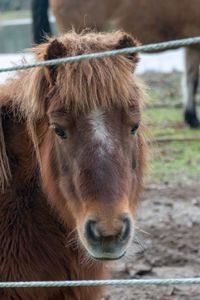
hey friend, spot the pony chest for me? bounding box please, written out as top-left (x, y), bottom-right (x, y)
top-left (0, 190), bottom-right (70, 280)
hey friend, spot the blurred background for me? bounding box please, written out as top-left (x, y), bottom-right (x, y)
top-left (0, 1), bottom-right (200, 300)
top-left (0, 0), bottom-right (184, 80)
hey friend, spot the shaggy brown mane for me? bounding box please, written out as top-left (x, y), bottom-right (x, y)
top-left (0, 30), bottom-right (146, 195)
top-left (0, 108), bottom-right (11, 191)
top-left (13, 31), bottom-right (142, 119)
top-left (0, 31), bottom-right (144, 187)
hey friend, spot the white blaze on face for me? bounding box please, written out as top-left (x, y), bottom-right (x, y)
top-left (89, 109), bottom-right (113, 154)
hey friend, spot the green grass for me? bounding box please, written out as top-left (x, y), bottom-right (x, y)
top-left (144, 105), bottom-right (200, 184)
top-left (149, 139), bottom-right (200, 183)
top-left (140, 71), bottom-right (200, 184)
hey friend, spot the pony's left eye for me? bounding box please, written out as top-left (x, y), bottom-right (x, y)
top-left (51, 124), bottom-right (67, 139)
top-left (130, 123), bottom-right (139, 135)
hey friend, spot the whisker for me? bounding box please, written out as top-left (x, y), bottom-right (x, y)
top-left (65, 227), bottom-right (79, 249)
top-left (134, 225), bottom-right (152, 236)
top-left (66, 227), bottom-right (77, 239)
top-left (133, 234), bottom-right (146, 251)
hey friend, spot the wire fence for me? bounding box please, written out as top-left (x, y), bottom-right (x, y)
top-left (1, 278), bottom-right (200, 288)
top-left (0, 36), bottom-right (200, 73)
top-left (1, 35), bottom-right (200, 290)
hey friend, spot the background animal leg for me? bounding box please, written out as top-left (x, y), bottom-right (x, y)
top-left (31, 0), bottom-right (51, 44)
top-left (183, 46), bottom-right (200, 128)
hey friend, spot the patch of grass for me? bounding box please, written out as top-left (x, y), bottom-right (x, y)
top-left (148, 140), bottom-right (200, 184)
top-left (141, 73), bottom-right (200, 184)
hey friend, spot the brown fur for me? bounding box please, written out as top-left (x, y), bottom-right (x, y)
top-left (0, 31), bottom-right (147, 300)
top-left (50, 0), bottom-right (200, 43)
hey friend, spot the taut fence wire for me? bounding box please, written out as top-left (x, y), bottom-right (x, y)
top-left (1, 278), bottom-right (200, 288)
top-left (0, 36), bottom-right (200, 73)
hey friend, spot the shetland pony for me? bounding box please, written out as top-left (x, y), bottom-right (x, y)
top-left (32, 0), bottom-right (200, 128)
top-left (0, 31), bottom-right (147, 300)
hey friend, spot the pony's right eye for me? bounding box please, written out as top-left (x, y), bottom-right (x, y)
top-left (130, 123), bottom-right (139, 135)
top-left (50, 124), bottom-right (67, 139)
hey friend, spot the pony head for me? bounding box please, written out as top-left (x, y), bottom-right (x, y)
top-left (26, 31), bottom-right (146, 260)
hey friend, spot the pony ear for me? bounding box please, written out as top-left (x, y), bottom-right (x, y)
top-left (43, 39), bottom-right (67, 85)
top-left (115, 33), bottom-right (140, 68)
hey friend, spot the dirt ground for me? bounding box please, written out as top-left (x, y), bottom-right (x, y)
top-left (102, 181), bottom-right (200, 299)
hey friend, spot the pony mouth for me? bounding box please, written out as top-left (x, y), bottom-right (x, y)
top-left (90, 251), bottom-right (126, 261)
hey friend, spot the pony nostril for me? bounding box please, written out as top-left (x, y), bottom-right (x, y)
top-left (85, 217), bottom-right (131, 245)
top-left (119, 217), bottom-right (131, 242)
top-left (85, 220), bottom-right (99, 243)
